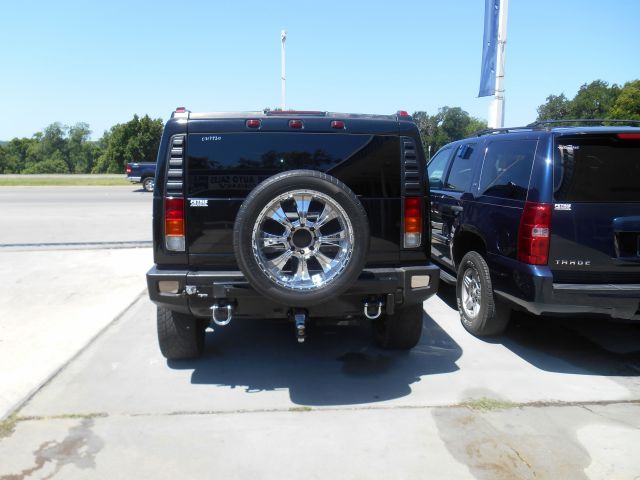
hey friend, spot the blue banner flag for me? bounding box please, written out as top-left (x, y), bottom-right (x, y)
top-left (479, 0), bottom-right (500, 97)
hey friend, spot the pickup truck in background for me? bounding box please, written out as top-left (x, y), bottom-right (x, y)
top-left (126, 162), bottom-right (157, 192)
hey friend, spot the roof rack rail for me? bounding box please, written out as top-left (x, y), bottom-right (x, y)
top-left (526, 119), bottom-right (640, 128)
top-left (473, 126), bottom-right (533, 136)
top-left (264, 110), bottom-right (327, 116)
top-left (473, 119), bottom-right (640, 137)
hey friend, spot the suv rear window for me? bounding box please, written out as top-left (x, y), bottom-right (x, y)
top-left (186, 132), bottom-right (401, 197)
top-left (554, 134), bottom-right (640, 202)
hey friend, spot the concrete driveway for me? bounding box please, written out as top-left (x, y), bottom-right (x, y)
top-left (1, 186), bottom-right (639, 479)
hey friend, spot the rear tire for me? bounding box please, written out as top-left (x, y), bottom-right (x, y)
top-left (142, 177), bottom-right (154, 192)
top-left (157, 307), bottom-right (205, 360)
top-left (456, 251), bottom-right (510, 336)
top-left (373, 304), bottom-right (424, 350)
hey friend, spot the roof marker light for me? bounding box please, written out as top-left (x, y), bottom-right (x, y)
top-left (397, 110), bottom-right (410, 117)
top-left (289, 119), bottom-right (303, 129)
top-left (331, 120), bottom-right (345, 129)
top-left (175, 107), bottom-right (187, 113)
top-left (246, 119), bottom-right (261, 128)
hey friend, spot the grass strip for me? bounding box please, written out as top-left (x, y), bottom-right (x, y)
top-left (0, 177), bottom-right (132, 186)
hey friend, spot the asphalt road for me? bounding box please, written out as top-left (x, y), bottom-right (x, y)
top-left (1, 186), bottom-right (639, 478)
top-left (0, 185), bottom-right (152, 247)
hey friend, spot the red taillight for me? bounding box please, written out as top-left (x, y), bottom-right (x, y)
top-left (246, 119), bottom-right (261, 128)
top-left (517, 202), bottom-right (552, 265)
top-left (617, 133), bottom-right (640, 139)
top-left (289, 119), bottom-right (303, 129)
top-left (404, 196), bottom-right (422, 248)
top-left (126, 165), bottom-right (132, 174)
top-left (165, 197), bottom-right (185, 251)
top-left (331, 120), bottom-right (345, 129)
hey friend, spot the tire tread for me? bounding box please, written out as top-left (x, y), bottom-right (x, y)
top-left (157, 307), bottom-right (205, 360)
top-left (456, 251), bottom-right (510, 336)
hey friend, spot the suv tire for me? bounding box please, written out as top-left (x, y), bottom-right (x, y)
top-left (456, 251), bottom-right (510, 336)
top-left (234, 170), bottom-right (369, 307)
top-left (157, 307), bottom-right (206, 360)
top-left (373, 304), bottom-right (424, 349)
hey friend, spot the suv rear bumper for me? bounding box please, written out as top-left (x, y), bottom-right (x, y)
top-left (490, 255), bottom-right (640, 320)
top-left (147, 264), bottom-right (439, 319)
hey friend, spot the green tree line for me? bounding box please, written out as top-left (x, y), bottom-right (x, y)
top-left (0, 114), bottom-right (163, 174)
top-left (413, 79), bottom-right (640, 156)
top-left (2, 81), bottom-right (638, 174)
top-left (536, 79), bottom-right (640, 121)
top-left (412, 107), bottom-right (487, 156)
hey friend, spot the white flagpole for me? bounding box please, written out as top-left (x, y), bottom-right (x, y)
top-left (281, 30), bottom-right (287, 111)
top-left (488, 0), bottom-right (508, 128)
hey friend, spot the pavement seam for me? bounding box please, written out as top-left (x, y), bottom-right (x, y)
top-left (0, 291), bottom-right (148, 423)
top-left (13, 398), bottom-right (639, 424)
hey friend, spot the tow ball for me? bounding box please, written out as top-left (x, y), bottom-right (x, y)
top-left (293, 309), bottom-right (307, 343)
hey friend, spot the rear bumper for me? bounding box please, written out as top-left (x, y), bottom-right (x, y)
top-left (490, 254), bottom-right (640, 320)
top-left (147, 264), bottom-right (439, 319)
top-left (128, 176), bottom-right (141, 183)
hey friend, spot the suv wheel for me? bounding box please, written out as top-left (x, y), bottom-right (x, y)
top-left (142, 177), bottom-right (154, 192)
top-left (456, 251), bottom-right (510, 336)
top-left (234, 170), bottom-right (369, 307)
top-left (157, 307), bottom-right (206, 360)
top-left (373, 304), bottom-right (424, 350)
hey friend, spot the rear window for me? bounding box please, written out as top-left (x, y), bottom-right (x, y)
top-left (186, 132), bottom-right (401, 197)
top-left (554, 134), bottom-right (640, 202)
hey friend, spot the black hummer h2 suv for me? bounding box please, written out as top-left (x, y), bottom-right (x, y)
top-left (147, 108), bottom-right (439, 359)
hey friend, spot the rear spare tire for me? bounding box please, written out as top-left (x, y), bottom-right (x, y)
top-left (233, 170), bottom-right (369, 307)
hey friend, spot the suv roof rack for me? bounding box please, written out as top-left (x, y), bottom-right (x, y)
top-left (526, 119), bottom-right (640, 128)
top-left (264, 110), bottom-right (327, 116)
top-left (473, 126), bottom-right (533, 136)
top-left (473, 119), bottom-right (640, 137)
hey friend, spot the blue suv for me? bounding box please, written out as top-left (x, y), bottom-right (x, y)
top-left (427, 121), bottom-right (640, 336)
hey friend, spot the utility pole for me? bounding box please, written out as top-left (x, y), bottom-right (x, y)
top-left (488, 0), bottom-right (508, 128)
top-left (281, 30), bottom-right (287, 111)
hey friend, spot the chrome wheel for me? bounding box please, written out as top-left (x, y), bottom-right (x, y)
top-left (143, 177), bottom-right (154, 192)
top-left (461, 267), bottom-right (481, 318)
top-left (251, 189), bottom-right (354, 291)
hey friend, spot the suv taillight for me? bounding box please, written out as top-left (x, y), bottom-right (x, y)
top-left (126, 165), bottom-right (132, 174)
top-left (404, 197), bottom-right (422, 248)
top-left (517, 202), bottom-right (551, 265)
top-left (165, 197), bottom-right (185, 251)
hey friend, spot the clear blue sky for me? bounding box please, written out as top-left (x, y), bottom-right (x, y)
top-left (1, 0), bottom-right (638, 140)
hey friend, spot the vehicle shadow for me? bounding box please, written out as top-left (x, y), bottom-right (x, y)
top-left (168, 312), bottom-right (462, 406)
top-left (437, 282), bottom-right (640, 377)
